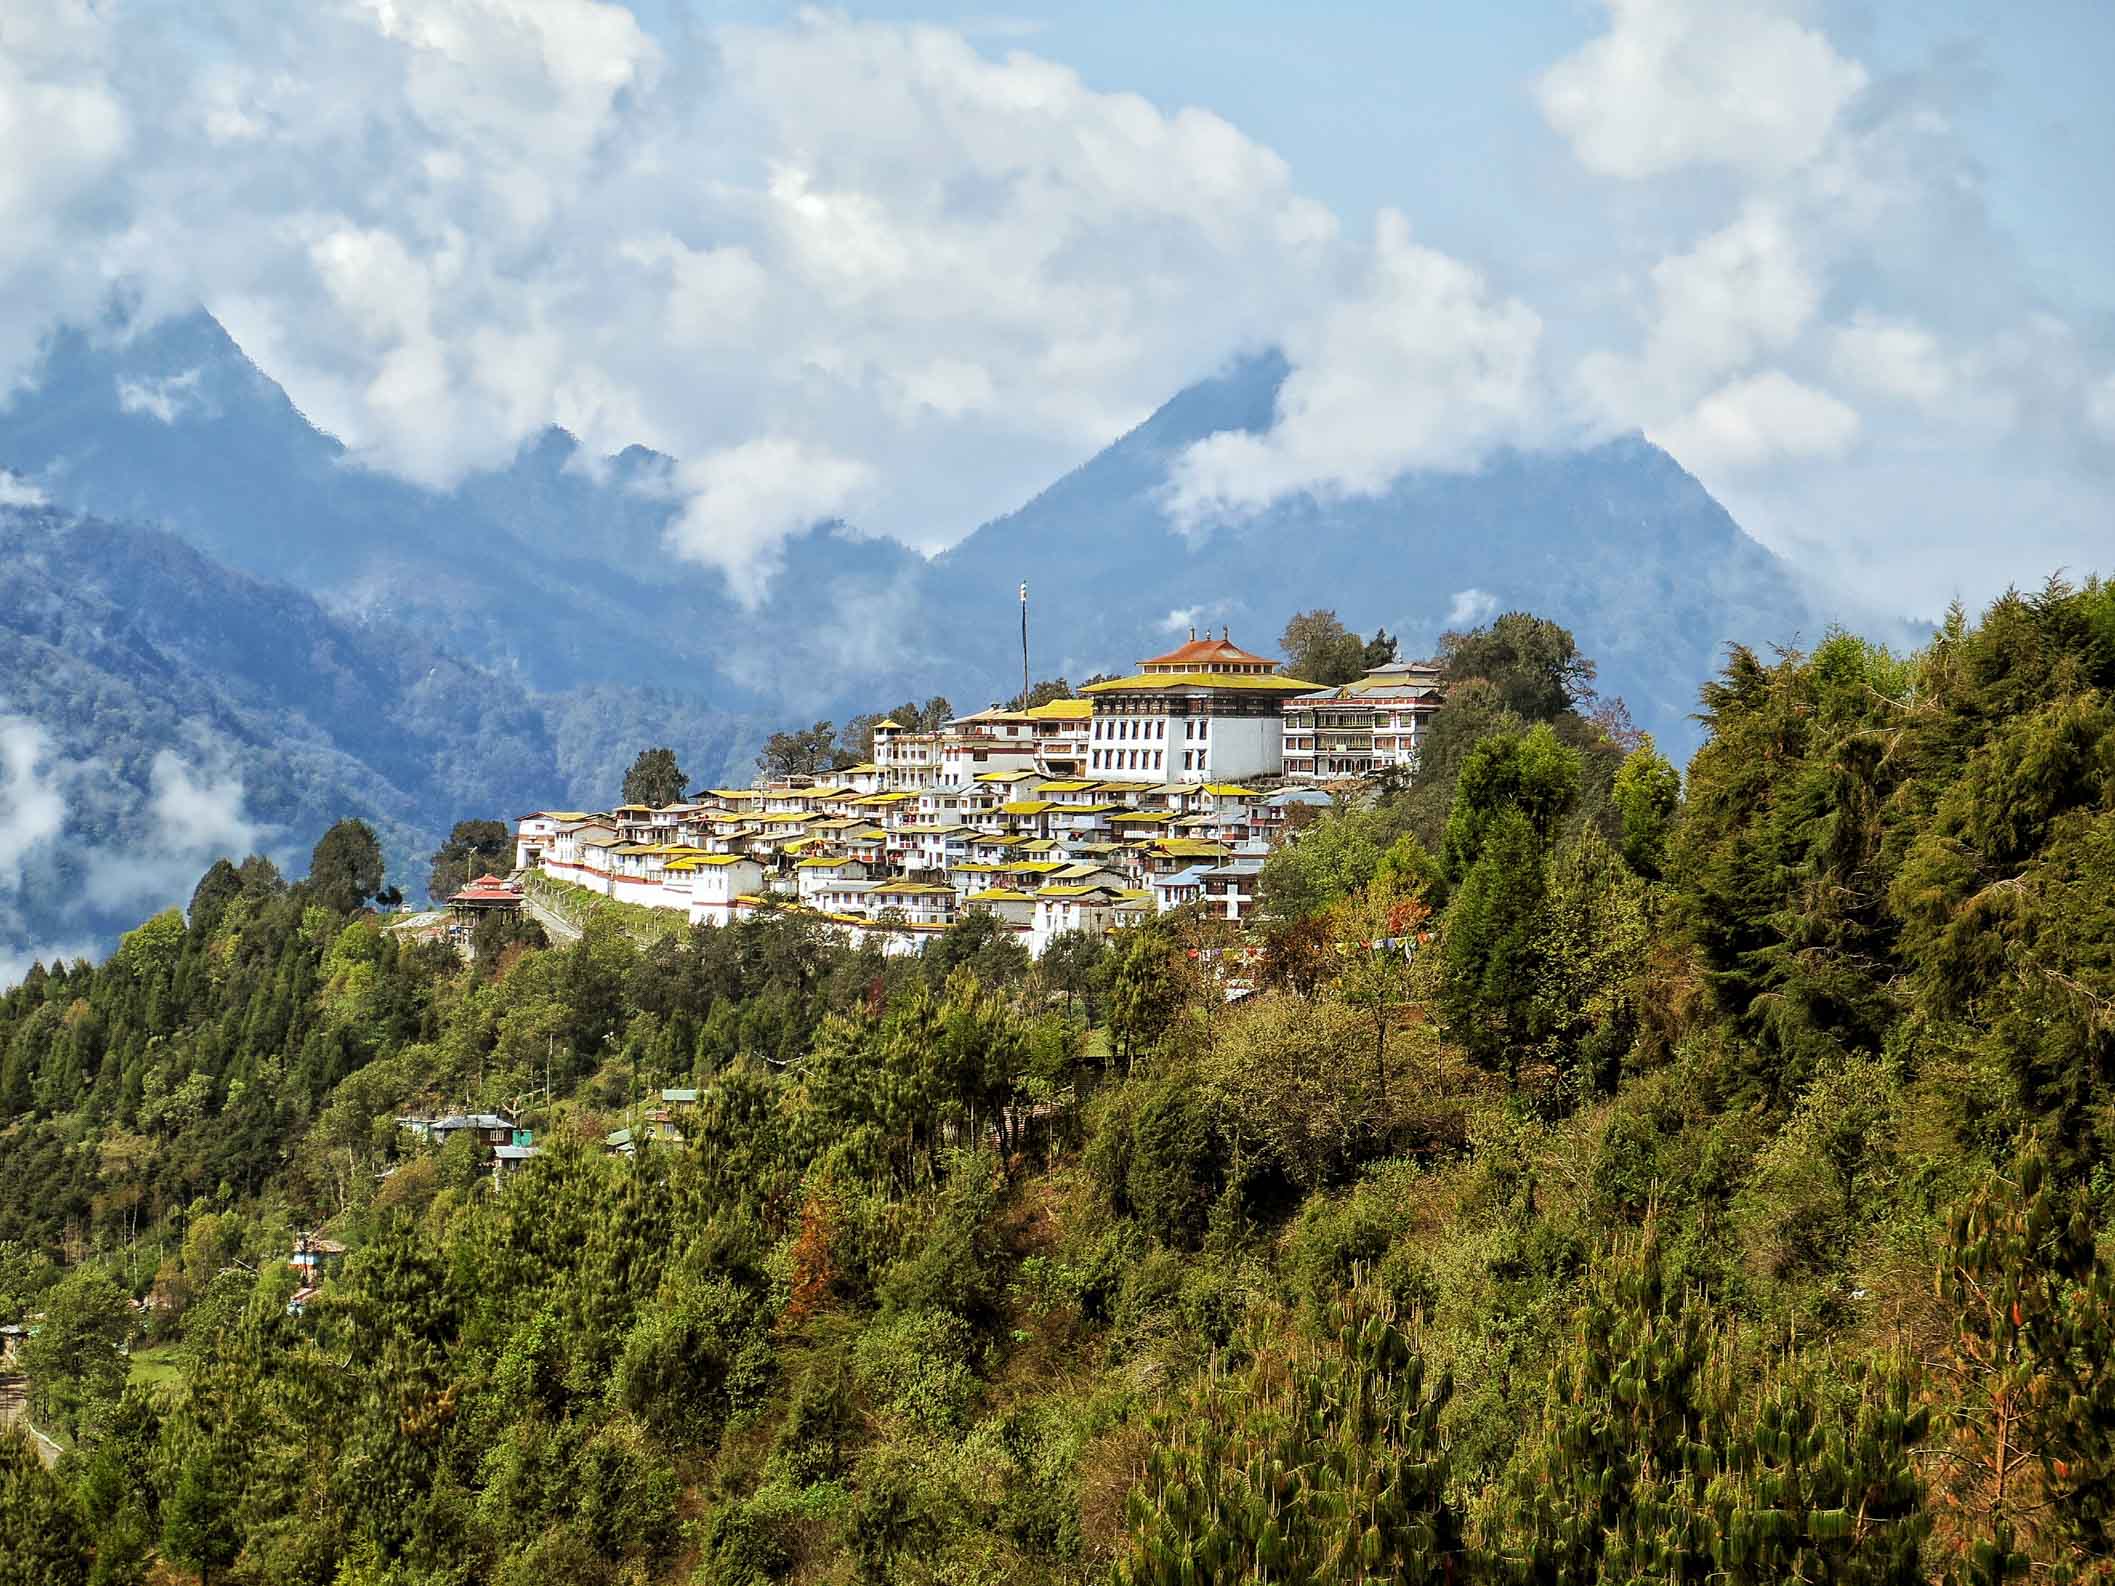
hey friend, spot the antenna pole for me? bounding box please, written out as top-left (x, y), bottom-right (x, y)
top-left (1019, 580), bottom-right (1031, 707)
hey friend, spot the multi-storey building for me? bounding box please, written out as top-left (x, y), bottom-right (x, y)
top-left (1282, 659), bottom-right (1446, 781)
top-left (1083, 628), bottom-right (1317, 783)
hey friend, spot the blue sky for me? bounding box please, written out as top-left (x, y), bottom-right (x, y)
top-left (2, 0), bottom-right (2110, 615)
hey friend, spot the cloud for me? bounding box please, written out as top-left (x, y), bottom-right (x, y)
top-left (1537, 0), bottom-right (1866, 179)
top-left (665, 439), bottom-right (876, 608)
top-left (0, 470), bottom-right (47, 507)
top-left (0, 3), bottom-right (1554, 600)
top-left (1576, 203), bottom-right (1817, 425)
top-left (1826, 313), bottom-right (1955, 411)
top-left (2088, 375), bottom-right (2115, 444)
top-left (1653, 370), bottom-right (1860, 472)
top-left (1541, 0), bottom-right (2115, 612)
top-left (1166, 210), bottom-right (1543, 524)
top-left (81, 746), bottom-right (266, 914)
top-left (1445, 588), bottom-right (1498, 628)
top-left (0, 718), bottom-right (68, 894)
top-left (116, 367), bottom-right (210, 423)
top-left (0, 712), bottom-right (272, 959)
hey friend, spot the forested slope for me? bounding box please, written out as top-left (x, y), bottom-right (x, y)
top-left (2, 579), bottom-right (2112, 1585)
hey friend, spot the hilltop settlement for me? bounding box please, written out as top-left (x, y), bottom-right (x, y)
top-left (481, 632), bottom-right (1444, 957)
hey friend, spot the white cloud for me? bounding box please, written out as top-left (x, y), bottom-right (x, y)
top-left (1446, 588), bottom-right (1498, 628)
top-left (0, 469), bottom-right (46, 506)
top-left (116, 367), bottom-right (210, 423)
top-left (1537, 0), bottom-right (1867, 180)
top-left (1577, 203), bottom-right (1817, 425)
top-left (2088, 375), bottom-right (2115, 444)
top-left (83, 747), bottom-right (265, 912)
top-left (665, 439), bottom-right (876, 608)
top-left (1167, 210), bottom-right (1542, 523)
top-left (0, 718), bottom-right (68, 894)
top-left (1653, 369), bottom-right (1860, 472)
top-left (1827, 313), bottom-right (1955, 411)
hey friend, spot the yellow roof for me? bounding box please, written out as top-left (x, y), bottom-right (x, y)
top-left (1201, 783), bottom-right (1262, 797)
top-left (1000, 800), bottom-right (1055, 815)
top-left (1024, 698), bottom-right (1093, 720)
top-left (752, 811), bottom-right (812, 825)
top-left (1112, 810), bottom-right (1177, 824)
top-left (974, 769), bottom-right (1038, 784)
top-left (1035, 779), bottom-right (1097, 793)
top-left (873, 718), bottom-right (905, 730)
top-left (841, 762), bottom-right (882, 774)
top-left (795, 855), bottom-right (860, 868)
top-left (966, 887), bottom-right (1035, 902)
top-left (1082, 672), bottom-right (1318, 694)
top-left (1038, 883), bottom-right (1123, 899)
top-left (666, 854), bottom-right (750, 870)
top-left (711, 789), bottom-right (764, 800)
top-left (872, 880), bottom-right (956, 897)
top-left (854, 792), bottom-right (915, 804)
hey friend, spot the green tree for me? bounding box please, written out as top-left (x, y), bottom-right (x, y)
top-left (1932, 1137), bottom-right (2115, 1576)
top-left (1439, 808), bottom-right (1546, 1078)
top-left (1610, 733), bottom-right (1681, 879)
top-left (307, 819), bottom-right (395, 914)
top-left (1108, 926), bottom-right (1186, 1067)
top-left (21, 1266), bottom-right (130, 1439)
top-left (1005, 678), bottom-right (1075, 711)
top-left (1441, 723), bottom-right (1581, 877)
top-left (756, 721), bottom-right (845, 778)
top-left (0, 1424), bottom-right (90, 1586)
top-left (426, 817), bottom-right (515, 900)
top-left (1440, 611), bottom-right (1597, 721)
top-left (1114, 1298), bottom-right (1464, 1584)
top-left (186, 858), bottom-right (244, 935)
top-left (1362, 627), bottom-right (1401, 669)
top-left (1280, 609), bottom-right (1367, 685)
top-left (159, 1442), bottom-right (241, 1586)
top-left (621, 746), bottom-right (690, 807)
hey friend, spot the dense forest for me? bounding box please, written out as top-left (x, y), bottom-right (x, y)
top-left (3, 579), bottom-right (2113, 1585)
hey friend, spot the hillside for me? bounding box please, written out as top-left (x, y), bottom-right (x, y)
top-left (2, 312), bottom-right (1850, 759)
top-left (0, 503), bottom-right (757, 964)
top-left (1, 580), bottom-right (2111, 1583)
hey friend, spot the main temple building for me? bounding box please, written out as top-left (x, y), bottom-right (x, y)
top-left (1082, 628), bottom-right (1318, 783)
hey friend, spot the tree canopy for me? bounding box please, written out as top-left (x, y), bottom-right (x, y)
top-left (620, 746), bottom-right (690, 807)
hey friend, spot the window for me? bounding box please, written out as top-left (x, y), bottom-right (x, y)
top-left (1154, 751), bottom-right (1163, 769)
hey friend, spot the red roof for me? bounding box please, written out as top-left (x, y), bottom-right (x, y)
top-left (1139, 631), bottom-right (1278, 669)
top-left (449, 875), bottom-right (523, 904)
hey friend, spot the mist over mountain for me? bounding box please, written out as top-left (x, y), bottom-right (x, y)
top-left (0, 308), bottom-right (1857, 963)
top-left (0, 503), bottom-right (757, 967)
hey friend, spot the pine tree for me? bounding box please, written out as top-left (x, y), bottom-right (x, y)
top-left (1113, 1295), bottom-right (1465, 1584)
top-left (0, 1424), bottom-right (90, 1586)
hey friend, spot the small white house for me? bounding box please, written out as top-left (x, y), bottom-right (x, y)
top-left (795, 856), bottom-right (869, 904)
top-left (674, 855), bottom-right (768, 927)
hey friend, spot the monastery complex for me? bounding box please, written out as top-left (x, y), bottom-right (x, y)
top-left (504, 632), bottom-right (1444, 956)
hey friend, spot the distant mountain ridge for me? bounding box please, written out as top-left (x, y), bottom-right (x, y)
top-left (0, 502), bottom-right (757, 964)
top-left (0, 307), bottom-right (1850, 962)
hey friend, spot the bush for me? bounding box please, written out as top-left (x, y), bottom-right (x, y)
top-left (1124, 1081), bottom-right (1223, 1250)
top-left (852, 1309), bottom-right (979, 1431)
top-left (695, 1500), bottom-right (792, 1586)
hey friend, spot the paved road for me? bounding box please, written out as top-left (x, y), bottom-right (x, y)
top-left (0, 1375), bottom-right (63, 1468)
top-left (523, 891), bottom-right (583, 946)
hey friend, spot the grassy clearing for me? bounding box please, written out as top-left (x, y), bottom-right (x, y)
top-left (127, 1342), bottom-right (186, 1395)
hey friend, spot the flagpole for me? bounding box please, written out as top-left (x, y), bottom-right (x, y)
top-left (1019, 580), bottom-right (1030, 707)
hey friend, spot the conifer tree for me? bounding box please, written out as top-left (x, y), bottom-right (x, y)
top-left (0, 1424), bottom-right (90, 1586)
